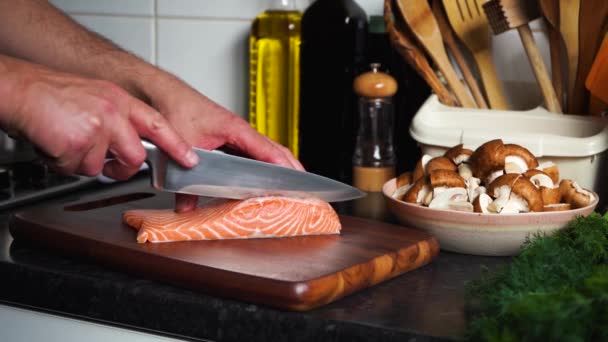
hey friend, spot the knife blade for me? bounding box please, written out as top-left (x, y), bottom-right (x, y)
top-left (143, 141), bottom-right (366, 202)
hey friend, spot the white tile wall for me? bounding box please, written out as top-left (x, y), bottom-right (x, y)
top-left (71, 15), bottom-right (155, 63)
top-left (157, 18), bottom-right (251, 115)
top-left (50, 0), bottom-right (551, 117)
top-left (50, 0), bottom-right (154, 16)
top-left (157, 0), bottom-right (268, 19)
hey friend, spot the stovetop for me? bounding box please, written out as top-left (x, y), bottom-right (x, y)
top-left (0, 160), bottom-right (96, 210)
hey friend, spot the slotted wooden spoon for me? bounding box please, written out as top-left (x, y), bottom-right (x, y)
top-left (442, 0), bottom-right (508, 109)
top-left (396, 0), bottom-right (477, 108)
top-left (384, 0), bottom-right (457, 106)
top-left (431, 0), bottom-right (488, 108)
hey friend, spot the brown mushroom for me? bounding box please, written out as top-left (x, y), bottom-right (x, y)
top-left (487, 174), bottom-right (520, 213)
top-left (559, 179), bottom-right (595, 209)
top-left (540, 186), bottom-right (561, 205)
top-left (429, 169), bottom-right (466, 189)
top-left (412, 155), bottom-right (432, 182)
top-left (539, 161), bottom-right (560, 184)
top-left (443, 144), bottom-right (473, 165)
top-left (523, 169), bottom-right (554, 188)
top-left (469, 139), bottom-right (505, 182)
top-left (465, 177), bottom-right (485, 203)
top-left (402, 176), bottom-right (432, 205)
top-left (487, 174), bottom-right (520, 196)
top-left (458, 163), bottom-right (473, 180)
top-left (426, 156), bottom-right (458, 173)
top-left (509, 177), bottom-right (544, 212)
top-left (473, 193), bottom-right (493, 213)
top-left (396, 171), bottom-right (413, 188)
top-left (428, 187), bottom-right (472, 211)
top-left (503, 144), bottom-right (539, 174)
top-left (487, 175), bottom-right (542, 213)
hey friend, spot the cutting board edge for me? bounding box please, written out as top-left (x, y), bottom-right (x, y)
top-left (287, 235), bottom-right (440, 311)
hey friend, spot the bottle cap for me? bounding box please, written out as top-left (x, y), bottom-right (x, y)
top-left (353, 63), bottom-right (398, 98)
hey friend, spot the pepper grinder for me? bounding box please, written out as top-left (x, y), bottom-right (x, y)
top-left (352, 63), bottom-right (398, 192)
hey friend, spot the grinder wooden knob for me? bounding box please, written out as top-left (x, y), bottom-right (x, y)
top-left (353, 64), bottom-right (398, 98)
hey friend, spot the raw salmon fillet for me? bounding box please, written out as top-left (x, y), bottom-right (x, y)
top-left (123, 196), bottom-right (342, 243)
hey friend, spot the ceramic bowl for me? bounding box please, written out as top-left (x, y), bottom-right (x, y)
top-left (382, 178), bottom-right (599, 256)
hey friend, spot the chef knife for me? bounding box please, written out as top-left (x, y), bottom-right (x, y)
top-left (143, 141), bottom-right (366, 202)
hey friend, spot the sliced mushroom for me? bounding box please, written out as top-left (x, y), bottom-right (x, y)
top-left (485, 169), bottom-right (505, 186)
top-left (487, 174), bottom-right (519, 214)
top-left (402, 176), bottom-right (432, 205)
top-left (465, 177), bottom-right (484, 202)
top-left (487, 174), bottom-right (520, 196)
top-left (392, 183), bottom-right (414, 201)
top-left (487, 175), bottom-right (542, 213)
top-left (428, 187), bottom-right (473, 212)
top-left (540, 186), bottom-right (561, 205)
top-left (412, 155), bottom-right (432, 182)
top-left (559, 179), bottom-right (595, 209)
top-left (503, 144), bottom-right (539, 174)
top-left (543, 203), bottom-right (571, 212)
top-left (426, 156), bottom-right (458, 174)
top-left (523, 169), bottom-right (554, 188)
top-left (469, 139), bottom-right (505, 181)
top-left (509, 177), bottom-right (544, 213)
top-left (458, 163), bottom-right (473, 180)
top-left (396, 171), bottom-right (413, 188)
top-left (443, 144), bottom-right (473, 165)
top-left (537, 161), bottom-right (559, 184)
top-left (473, 193), bottom-right (493, 213)
top-left (429, 169), bottom-right (466, 188)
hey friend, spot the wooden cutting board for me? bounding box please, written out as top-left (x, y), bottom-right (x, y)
top-left (9, 188), bottom-right (439, 311)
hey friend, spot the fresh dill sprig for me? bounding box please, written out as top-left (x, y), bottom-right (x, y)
top-left (465, 212), bottom-right (608, 341)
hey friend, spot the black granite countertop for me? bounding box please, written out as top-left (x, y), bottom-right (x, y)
top-left (0, 176), bottom-right (510, 341)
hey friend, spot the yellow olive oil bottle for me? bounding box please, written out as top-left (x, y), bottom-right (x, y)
top-left (249, 0), bottom-right (301, 157)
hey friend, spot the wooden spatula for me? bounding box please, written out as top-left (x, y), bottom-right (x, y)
top-left (396, 0), bottom-right (477, 108)
top-left (539, 0), bottom-right (565, 108)
top-left (483, 0), bottom-right (562, 113)
top-left (442, 0), bottom-right (508, 110)
top-left (559, 0), bottom-right (581, 113)
top-left (384, 0), bottom-right (457, 106)
top-left (431, 0), bottom-right (488, 109)
top-left (570, 0), bottom-right (608, 115)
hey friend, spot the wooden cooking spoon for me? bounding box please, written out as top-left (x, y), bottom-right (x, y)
top-left (396, 0), bottom-right (477, 108)
top-left (538, 0), bottom-right (565, 108)
top-left (384, 0), bottom-right (457, 106)
top-left (559, 0), bottom-right (581, 113)
top-left (570, 0), bottom-right (608, 115)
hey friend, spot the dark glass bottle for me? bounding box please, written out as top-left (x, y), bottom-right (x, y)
top-left (298, 0), bottom-right (368, 184)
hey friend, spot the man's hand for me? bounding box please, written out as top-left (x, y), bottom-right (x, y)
top-left (0, 0), bottom-right (304, 213)
top-left (143, 74), bottom-right (304, 212)
top-left (0, 56), bottom-right (199, 180)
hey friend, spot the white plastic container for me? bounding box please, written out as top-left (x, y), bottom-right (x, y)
top-left (409, 95), bottom-right (608, 210)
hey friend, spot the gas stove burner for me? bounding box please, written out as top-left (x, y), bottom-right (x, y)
top-left (0, 160), bottom-right (95, 210)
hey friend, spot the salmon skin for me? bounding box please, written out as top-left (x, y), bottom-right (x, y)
top-left (123, 196), bottom-right (342, 243)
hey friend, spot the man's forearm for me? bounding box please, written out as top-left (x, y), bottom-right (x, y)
top-left (0, 0), bottom-right (158, 99)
